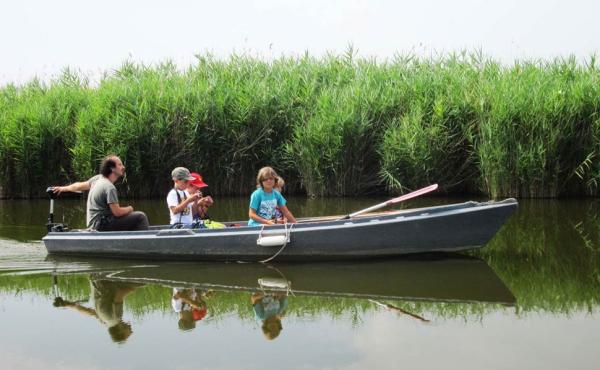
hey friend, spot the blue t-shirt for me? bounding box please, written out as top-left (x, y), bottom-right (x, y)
top-left (253, 295), bottom-right (289, 321)
top-left (248, 188), bottom-right (287, 227)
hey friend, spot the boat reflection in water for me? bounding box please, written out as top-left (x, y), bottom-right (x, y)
top-left (47, 253), bottom-right (515, 341)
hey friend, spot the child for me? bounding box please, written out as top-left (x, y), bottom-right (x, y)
top-left (187, 172), bottom-right (213, 220)
top-left (187, 172), bottom-right (224, 228)
top-left (167, 167), bottom-right (200, 227)
top-left (251, 291), bottom-right (288, 340)
top-left (172, 288), bottom-right (210, 331)
top-left (248, 167), bottom-right (297, 226)
top-left (273, 176), bottom-right (285, 223)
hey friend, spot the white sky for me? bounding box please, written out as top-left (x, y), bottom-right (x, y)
top-left (1, 0), bottom-right (598, 85)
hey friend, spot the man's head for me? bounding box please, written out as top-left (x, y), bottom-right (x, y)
top-left (108, 321), bottom-right (133, 343)
top-left (100, 155), bottom-right (125, 180)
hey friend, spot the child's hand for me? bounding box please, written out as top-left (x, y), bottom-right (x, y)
top-left (188, 193), bottom-right (201, 202)
top-left (200, 196), bottom-right (214, 207)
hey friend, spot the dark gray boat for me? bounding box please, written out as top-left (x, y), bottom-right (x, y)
top-left (42, 198), bottom-right (518, 261)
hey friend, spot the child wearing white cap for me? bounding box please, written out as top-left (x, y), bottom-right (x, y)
top-left (167, 167), bottom-right (200, 227)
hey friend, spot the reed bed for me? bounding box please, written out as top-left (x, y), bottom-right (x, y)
top-left (0, 71), bottom-right (90, 198)
top-left (0, 52), bottom-right (598, 198)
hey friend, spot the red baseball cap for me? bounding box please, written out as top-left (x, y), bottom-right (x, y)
top-left (189, 172), bottom-right (208, 188)
top-left (192, 307), bottom-right (207, 321)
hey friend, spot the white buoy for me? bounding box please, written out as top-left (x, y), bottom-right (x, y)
top-left (257, 235), bottom-right (288, 247)
top-left (258, 277), bottom-right (290, 289)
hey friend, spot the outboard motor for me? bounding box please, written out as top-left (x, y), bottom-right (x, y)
top-left (46, 187), bottom-right (68, 232)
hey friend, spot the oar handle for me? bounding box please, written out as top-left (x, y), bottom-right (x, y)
top-left (347, 184), bottom-right (438, 218)
top-left (348, 202), bottom-right (388, 217)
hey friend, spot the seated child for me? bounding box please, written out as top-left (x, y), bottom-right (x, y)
top-left (273, 176), bottom-right (285, 223)
top-left (172, 288), bottom-right (209, 331)
top-left (187, 172), bottom-right (223, 228)
top-left (167, 167), bottom-right (198, 227)
top-left (248, 167), bottom-right (297, 227)
top-left (251, 291), bottom-right (288, 340)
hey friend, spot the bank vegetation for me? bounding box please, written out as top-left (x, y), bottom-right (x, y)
top-left (1, 52), bottom-right (598, 198)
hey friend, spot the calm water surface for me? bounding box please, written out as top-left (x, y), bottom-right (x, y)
top-left (0, 197), bottom-right (599, 370)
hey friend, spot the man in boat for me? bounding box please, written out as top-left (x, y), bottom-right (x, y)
top-left (52, 155), bottom-right (149, 231)
top-left (53, 276), bottom-right (141, 343)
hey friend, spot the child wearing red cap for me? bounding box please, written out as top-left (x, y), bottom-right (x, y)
top-left (167, 168), bottom-right (212, 228)
top-left (172, 288), bottom-right (210, 331)
top-left (187, 172), bottom-right (214, 222)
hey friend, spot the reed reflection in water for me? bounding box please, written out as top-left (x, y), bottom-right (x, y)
top-left (5, 255), bottom-right (514, 342)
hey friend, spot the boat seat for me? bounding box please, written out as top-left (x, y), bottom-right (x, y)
top-left (156, 229), bottom-right (196, 236)
top-left (70, 228), bottom-right (97, 232)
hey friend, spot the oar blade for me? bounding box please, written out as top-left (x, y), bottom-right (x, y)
top-left (388, 184), bottom-right (438, 204)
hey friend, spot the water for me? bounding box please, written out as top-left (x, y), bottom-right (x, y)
top-left (0, 197), bottom-right (599, 370)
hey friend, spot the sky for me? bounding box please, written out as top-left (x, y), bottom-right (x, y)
top-left (1, 0), bottom-right (598, 85)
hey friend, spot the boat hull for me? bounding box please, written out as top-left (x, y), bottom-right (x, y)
top-left (42, 199), bottom-right (518, 261)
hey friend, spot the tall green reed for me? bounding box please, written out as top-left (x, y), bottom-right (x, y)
top-left (72, 61), bottom-right (198, 197)
top-left (0, 71), bottom-right (89, 198)
top-left (476, 57), bottom-right (600, 198)
top-left (1, 52), bottom-right (598, 198)
top-left (287, 52), bottom-right (407, 196)
top-left (379, 54), bottom-right (482, 194)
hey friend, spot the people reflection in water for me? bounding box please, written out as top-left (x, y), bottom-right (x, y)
top-left (172, 288), bottom-right (212, 331)
top-left (53, 276), bottom-right (140, 343)
top-left (251, 291), bottom-right (288, 340)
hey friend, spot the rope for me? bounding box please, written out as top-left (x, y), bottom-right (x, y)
top-left (259, 222), bottom-right (294, 264)
top-left (266, 265), bottom-right (294, 296)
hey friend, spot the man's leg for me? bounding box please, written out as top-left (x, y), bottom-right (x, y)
top-left (102, 211), bottom-right (149, 231)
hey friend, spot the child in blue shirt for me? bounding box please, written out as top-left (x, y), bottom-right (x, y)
top-left (248, 167), bottom-right (297, 227)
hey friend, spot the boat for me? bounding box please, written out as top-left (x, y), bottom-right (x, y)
top-left (42, 198), bottom-right (518, 262)
top-left (46, 254), bottom-right (516, 304)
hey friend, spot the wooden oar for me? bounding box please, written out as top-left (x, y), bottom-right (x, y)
top-left (369, 299), bottom-right (430, 323)
top-left (339, 184), bottom-right (439, 220)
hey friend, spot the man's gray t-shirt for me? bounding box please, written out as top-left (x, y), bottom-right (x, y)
top-left (86, 175), bottom-right (119, 229)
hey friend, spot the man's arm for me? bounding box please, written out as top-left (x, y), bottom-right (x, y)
top-left (52, 181), bottom-right (90, 194)
top-left (53, 297), bottom-right (98, 319)
top-left (109, 203), bottom-right (133, 217)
